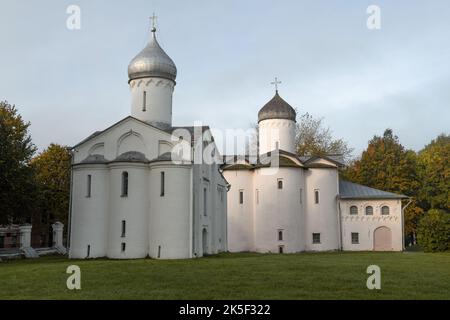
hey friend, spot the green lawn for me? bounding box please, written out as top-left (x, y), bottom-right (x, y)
top-left (0, 252), bottom-right (449, 300)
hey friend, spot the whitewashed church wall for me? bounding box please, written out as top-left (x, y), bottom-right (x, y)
top-left (223, 170), bottom-right (255, 252)
top-left (148, 164), bottom-right (192, 259)
top-left (107, 163), bottom-right (149, 259)
top-left (130, 78), bottom-right (175, 128)
top-left (210, 163), bottom-right (228, 254)
top-left (340, 199), bottom-right (403, 251)
top-left (258, 119), bottom-right (296, 155)
top-left (253, 167), bottom-right (305, 253)
top-left (69, 165), bottom-right (109, 258)
top-left (193, 162), bottom-right (228, 257)
top-left (304, 168), bottom-right (340, 251)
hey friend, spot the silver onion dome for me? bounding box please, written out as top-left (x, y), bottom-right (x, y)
top-left (258, 91), bottom-right (297, 123)
top-left (128, 27), bottom-right (177, 82)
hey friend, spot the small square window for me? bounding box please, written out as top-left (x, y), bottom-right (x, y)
top-left (312, 233), bottom-right (321, 244)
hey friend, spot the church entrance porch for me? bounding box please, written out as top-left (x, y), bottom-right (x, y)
top-left (373, 226), bottom-right (392, 251)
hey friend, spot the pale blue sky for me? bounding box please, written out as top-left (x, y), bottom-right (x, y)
top-left (1, 0), bottom-right (449, 156)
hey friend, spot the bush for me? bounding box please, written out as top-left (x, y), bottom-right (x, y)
top-left (417, 209), bottom-right (450, 252)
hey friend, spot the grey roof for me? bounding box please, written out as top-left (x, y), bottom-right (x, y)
top-left (222, 151), bottom-right (346, 170)
top-left (303, 154), bottom-right (345, 167)
top-left (222, 149), bottom-right (303, 170)
top-left (148, 152), bottom-right (190, 164)
top-left (111, 151), bottom-right (149, 163)
top-left (75, 131), bottom-right (102, 148)
top-left (166, 126), bottom-right (211, 143)
top-left (80, 154), bottom-right (108, 164)
top-left (258, 92), bottom-right (296, 123)
top-left (128, 29), bottom-right (177, 82)
top-left (339, 180), bottom-right (408, 199)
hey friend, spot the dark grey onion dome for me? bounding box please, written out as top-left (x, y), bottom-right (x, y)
top-left (128, 28), bottom-right (177, 83)
top-left (112, 151), bottom-right (149, 163)
top-left (258, 92), bottom-right (296, 123)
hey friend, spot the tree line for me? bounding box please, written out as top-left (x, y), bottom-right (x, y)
top-left (0, 101), bottom-right (71, 228)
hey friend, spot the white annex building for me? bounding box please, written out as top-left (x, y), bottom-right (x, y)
top-left (222, 90), bottom-right (409, 253)
top-left (68, 24), bottom-right (228, 259)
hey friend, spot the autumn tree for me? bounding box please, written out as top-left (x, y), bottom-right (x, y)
top-left (0, 101), bottom-right (37, 224)
top-left (30, 143), bottom-right (71, 226)
top-left (295, 113), bottom-right (353, 162)
top-left (341, 129), bottom-right (423, 242)
top-left (417, 134), bottom-right (450, 212)
top-left (417, 209), bottom-right (450, 252)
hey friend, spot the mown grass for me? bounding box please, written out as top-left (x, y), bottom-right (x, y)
top-left (0, 252), bottom-right (449, 300)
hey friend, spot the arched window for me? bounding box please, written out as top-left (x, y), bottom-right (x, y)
top-left (381, 206), bottom-right (390, 215)
top-left (121, 220), bottom-right (126, 238)
top-left (142, 91), bottom-right (147, 111)
top-left (350, 206), bottom-right (358, 215)
top-left (278, 230), bottom-right (283, 241)
top-left (203, 187), bottom-right (207, 216)
top-left (86, 174), bottom-right (92, 198)
top-left (160, 172), bottom-right (165, 197)
top-left (314, 190), bottom-right (320, 204)
top-left (365, 206), bottom-right (374, 215)
top-left (278, 179), bottom-right (283, 189)
top-left (121, 172), bottom-right (128, 197)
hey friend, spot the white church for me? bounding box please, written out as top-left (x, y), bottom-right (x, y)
top-left (222, 91), bottom-right (408, 253)
top-left (68, 24), bottom-right (228, 260)
top-left (69, 21), bottom-right (408, 260)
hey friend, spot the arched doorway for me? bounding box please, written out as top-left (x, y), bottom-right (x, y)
top-left (373, 226), bottom-right (392, 251)
top-left (202, 228), bottom-right (208, 256)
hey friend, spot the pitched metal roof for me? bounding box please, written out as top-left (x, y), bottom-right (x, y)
top-left (339, 180), bottom-right (408, 199)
